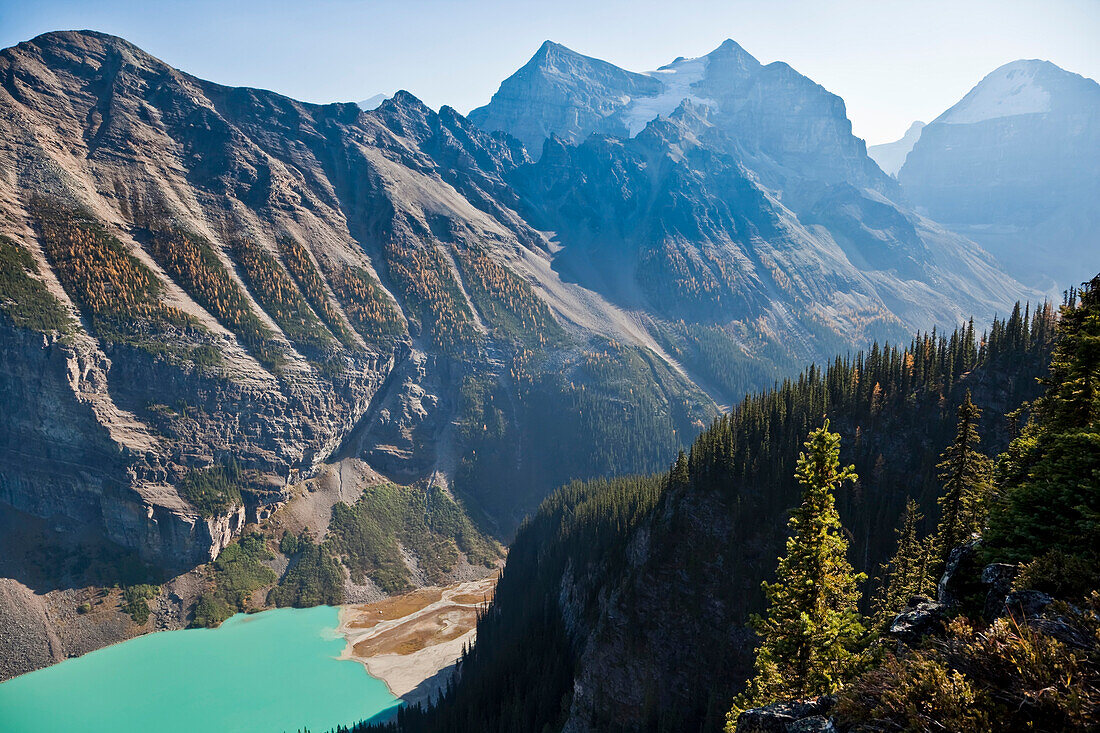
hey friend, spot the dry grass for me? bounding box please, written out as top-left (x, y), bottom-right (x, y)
top-left (347, 587), bottom-right (444, 629)
top-left (353, 606), bottom-right (478, 657)
top-left (451, 591), bottom-right (494, 605)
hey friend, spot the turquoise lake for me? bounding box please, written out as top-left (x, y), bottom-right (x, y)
top-left (0, 605), bottom-right (399, 733)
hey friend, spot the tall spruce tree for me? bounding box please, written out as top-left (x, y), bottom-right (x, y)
top-left (728, 423), bottom-right (866, 727)
top-left (873, 498), bottom-right (933, 623)
top-left (986, 275), bottom-right (1100, 572)
top-left (932, 390), bottom-right (992, 570)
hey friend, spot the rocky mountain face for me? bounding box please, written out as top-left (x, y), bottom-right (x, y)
top-left (0, 31), bottom-right (704, 576)
top-left (475, 39), bottom-right (892, 193)
top-left (472, 39), bottom-right (1029, 359)
top-left (468, 41), bottom-right (663, 157)
top-left (868, 120), bottom-right (924, 177)
top-left (899, 60), bottom-right (1100, 291)
top-left (0, 31), bottom-right (1029, 587)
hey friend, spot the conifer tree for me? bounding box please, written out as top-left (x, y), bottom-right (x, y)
top-left (931, 390), bottom-right (992, 569)
top-left (727, 422), bottom-right (866, 727)
top-left (872, 498), bottom-right (932, 623)
top-left (986, 274), bottom-right (1100, 569)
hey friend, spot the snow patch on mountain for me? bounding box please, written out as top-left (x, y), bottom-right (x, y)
top-left (938, 61), bottom-right (1051, 124)
top-left (621, 56), bottom-right (718, 136)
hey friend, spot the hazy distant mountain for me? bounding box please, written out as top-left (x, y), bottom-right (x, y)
top-left (471, 39), bottom-right (1026, 336)
top-left (357, 92), bottom-right (392, 110)
top-left (468, 40), bottom-right (663, 156)
top-left (868, 121), bottom-right (925, 176)
top-left (472, 39), bottom-right (891, 197)
top-left (899, 60), bottom-right (1100, 290)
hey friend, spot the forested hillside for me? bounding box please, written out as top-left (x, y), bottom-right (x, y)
top-left (358, 291), bottom-right (1067, 732)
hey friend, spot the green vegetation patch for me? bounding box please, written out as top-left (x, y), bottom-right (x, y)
top-left (121, 583), bottom-right (160, 625)
top-left (327, 264), bottom-right (407, 345)
top-left (178, 459), bottom-right (244, 517)
top-left (382, 241), bottom-right (478, 353)
top-left (326, 483), bottom-right (498, 593)
top-left (210, 532), bottom-right (277, 609)
top-left (0, 235), bottom-right (73, 334)
top-left (229, 237), bottom-right (337, 355)
top-left (28, 197), bottom-right (214, 363)
top-left (190, 532), bottom-right (277, 627)
top-left (651, 319), bottom-right (785, 403)
top-left (276, 236), bottom-right (397, 348)
top-left (191, 592), bottom-right (233, 629)
top-left (145, 227), bottom-right (283, 369)
top-left (454, 246), bottom-right (562, 345)
top-left (268, 533), bottom-right (344, 608)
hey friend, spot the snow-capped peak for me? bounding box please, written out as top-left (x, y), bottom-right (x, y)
top-left (937, 60), bottom-right (1052, 125)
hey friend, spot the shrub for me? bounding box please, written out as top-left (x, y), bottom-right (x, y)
top-left (837, 652), bottom-right (990, 732)
top-left (178, 459), bottom-right (244, 517)
top-left (838, 602), bottom-right (1100, 732)
top-left (1015, 549), bottom-right (1100, 599)
top-left (191, 592), bottom-right (232, 628)
top-left (121, 584), bottom-right (160, 625)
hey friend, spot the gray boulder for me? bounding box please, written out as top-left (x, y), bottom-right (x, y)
top-left (888, 596), bottom-right (948, 643)
top-left (735, 696), bottom-right (836, 733)
top-left (1004, 589), bottom-right (1054, 618)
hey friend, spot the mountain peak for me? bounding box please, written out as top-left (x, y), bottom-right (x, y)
top-left (709, 38), bottom-right (757, 61)
top-left (18, 28), bottom-right (150, 61)
top-left (529, 40), bottom-right (585, 66)
top-left (372, 89), bottom-right (436, 125)
top-left (358, 92), bottom-right (392, 111)
top-left (469, 40), bottom-right (661, 156)
top-left (937, 58), bottom-right (1098, 125)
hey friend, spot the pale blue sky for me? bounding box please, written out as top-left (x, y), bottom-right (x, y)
top-left (2, 0), bottom-right (1097, 144)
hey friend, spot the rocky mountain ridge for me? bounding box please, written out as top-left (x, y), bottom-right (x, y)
top-left (0, 30), bottom-right (1029, 584)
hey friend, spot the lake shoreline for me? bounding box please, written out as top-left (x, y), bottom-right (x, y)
top-left (337, 575), bottom-right (498, 709)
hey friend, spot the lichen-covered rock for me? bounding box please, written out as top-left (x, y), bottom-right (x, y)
top-left (734, 696), bottom-right (836, 733)
top-left (888, 596), bottom-right (948, 644)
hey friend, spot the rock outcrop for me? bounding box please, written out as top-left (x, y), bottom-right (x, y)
top-left (733, 697), bottom-right (836, 733)
top-left (888, 596), bottom-right (948, 644)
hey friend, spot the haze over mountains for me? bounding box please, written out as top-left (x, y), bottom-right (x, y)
top-left (867, 120), bottom-right (924, 177)
top-left (898, 59), bottom-right (1100, 291)
top-left (0, 28), bottom-right (1093, 685)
